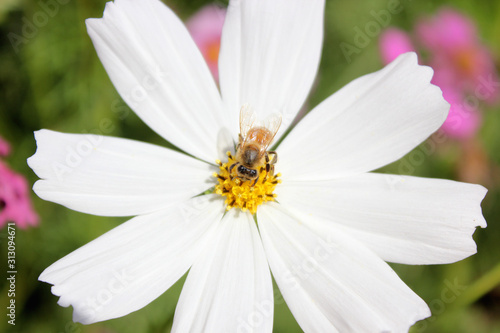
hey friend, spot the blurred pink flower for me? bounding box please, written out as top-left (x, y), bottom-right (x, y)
top-left (416, 9), bottom-right (477, 52)
top-left (0, 138), bottom-right (39, 229)
top-left (379, 28), bottom-right (415, 64)
top-left (438, 86), bottom-right (481, 139)
top-left (416, 8), bottom-right (500, 103)
top-left (379, 8), bottom-right (500, 139)
top-left (0, 136), bottom-right (11, 156)
top-left (186, 5), bottom-right (226, 81)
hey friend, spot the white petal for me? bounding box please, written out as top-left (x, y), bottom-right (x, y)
top-left (39, 195), bottom-right (224, 324)
top-left (172, 210), bottom-right (273, 333)
top-left (27, 130), bottom-right (213, 217)
top-left (219, 0), bottom-right (325, 136)
top-left (278, 53), bottom-right (449, 181)
top-left (258, 203), bottom-right (430, 333)
top-left (276, 173), bottom-right (487, 265)
top-left (86, 0), bottom-right (226, 161)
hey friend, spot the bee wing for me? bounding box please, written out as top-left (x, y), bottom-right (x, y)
top-left (239, 104), bottom-right (257, 140)
top-left (260, 112), bottom-right (282, 149)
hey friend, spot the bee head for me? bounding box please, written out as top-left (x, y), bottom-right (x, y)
top-left (237, 165), bottom-right (258, 180)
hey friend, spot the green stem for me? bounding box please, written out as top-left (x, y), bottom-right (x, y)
top-left (455, 261), bottom-right (500, 307)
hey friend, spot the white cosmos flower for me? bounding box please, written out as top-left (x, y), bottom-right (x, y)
top-left (28, 0), bottom-right (487, 332)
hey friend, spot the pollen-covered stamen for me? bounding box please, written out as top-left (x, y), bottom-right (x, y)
top-left (213, 152), bottom-right (281, 214)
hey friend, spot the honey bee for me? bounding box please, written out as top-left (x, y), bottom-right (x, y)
top-left (230, 105), bottom-right (282, 185)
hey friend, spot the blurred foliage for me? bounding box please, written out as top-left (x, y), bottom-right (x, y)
top-left (0, 0), bottom-right (499, 332)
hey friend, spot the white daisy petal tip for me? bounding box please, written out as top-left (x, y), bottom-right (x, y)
top-left (29, 131), bottom-right (48, 197)
top-left (278, 50), bottom-right (454, 180)
top-left (408, 307), bottom-right (432, 332)
top-left (26, 129), bottom-right (213, 217)
top-left (26, 129), bottom-right (48, 177)
top-left (37, 272), bottom-right (94, 324)
top-left (277, 175), bottom-right (488, 266)
top-left (384, 52), bottom-right (452, 131)
top-left (37, 259), bottom-right (121, 325)
top-left (388, 51), bottom-right (451, 125)
top-left (467, 183), bottom-right (488, 229)
top-left (85, 0), bottom-right (225, 161)
top-left (219, 0), bottom-right (326, 134)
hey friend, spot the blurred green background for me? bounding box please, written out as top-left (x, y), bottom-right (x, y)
top-left (1, 0), bottom-right (499, 332)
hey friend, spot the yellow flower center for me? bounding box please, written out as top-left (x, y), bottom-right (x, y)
top-left (213, 152), bottom-right (281, 214)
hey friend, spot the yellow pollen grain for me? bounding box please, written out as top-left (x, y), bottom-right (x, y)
top-left (213, 153), bottom-right (280, 214)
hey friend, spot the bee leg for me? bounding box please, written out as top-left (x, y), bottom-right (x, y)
top-left (229, 162), bottom-right (239, 180)
top-left (259, 165), bottom-right (269, 183)
top-left (265, 153), bottom-right (271, 174)
top-left (264, 152), bottom-right (277, 178)
top-left (267, 151), bottom-right (278, 165)
top-left (252, 175), bottom-right (259, 187)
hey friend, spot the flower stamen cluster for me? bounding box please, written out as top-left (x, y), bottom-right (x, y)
top-left (213, 152), bottom-right (280, 214)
